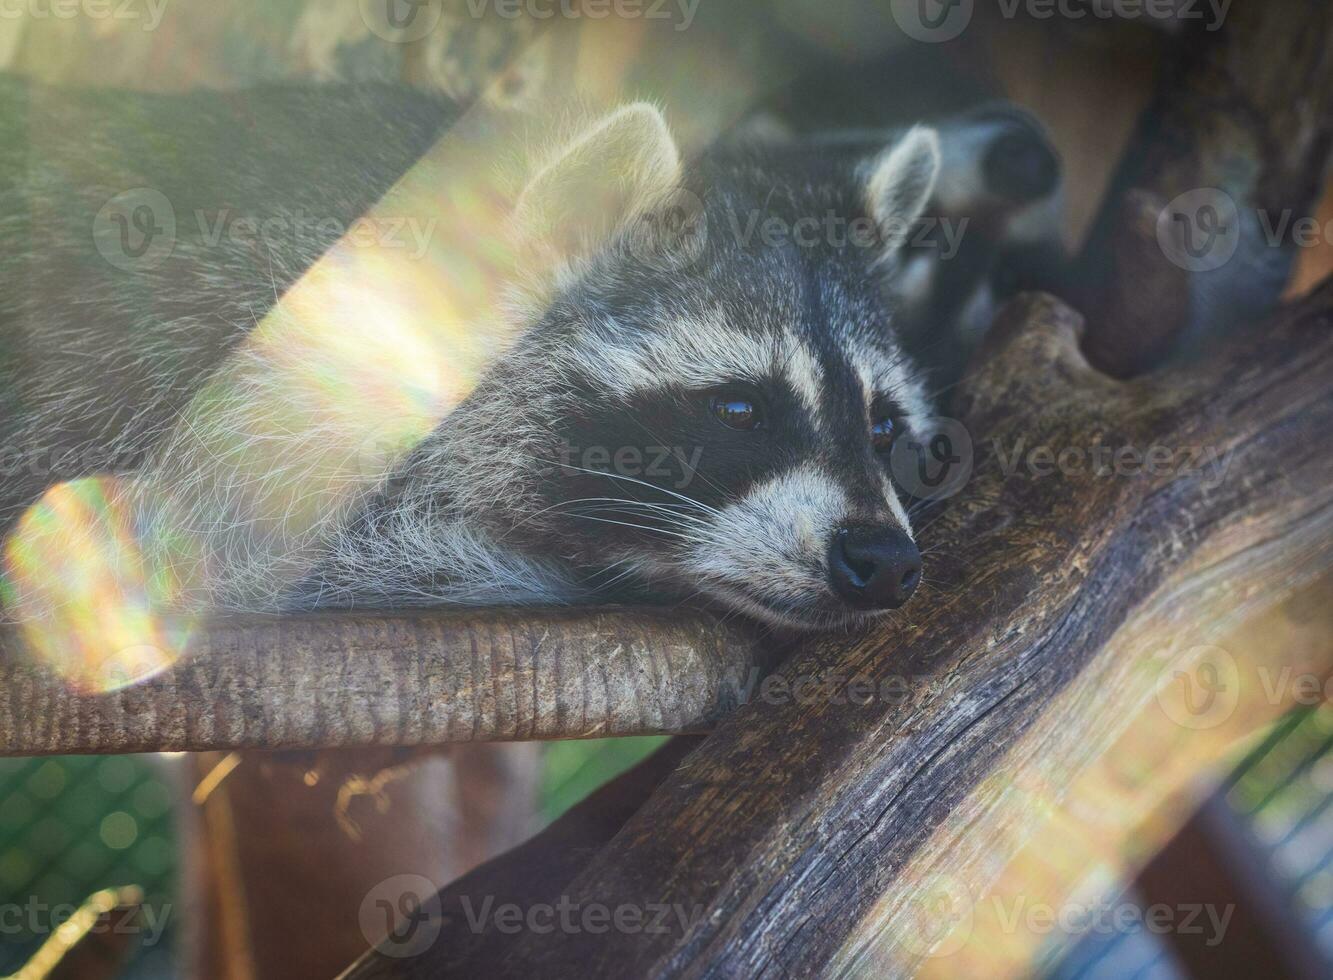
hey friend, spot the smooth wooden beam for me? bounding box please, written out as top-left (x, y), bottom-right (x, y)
top-left (0, 608), bottom-right (772, 756)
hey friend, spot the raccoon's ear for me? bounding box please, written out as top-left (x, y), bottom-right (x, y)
top-left (866, 126), bottom-right (942, 253)
top-left (514, 102), bottom-right (681, 265)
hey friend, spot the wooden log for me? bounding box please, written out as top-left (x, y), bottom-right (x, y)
top-left (339, 575), bottom-right (1333, 979)
top-left (349, 281), bottom-right (1332, 977)
top-left (0, 609), bottom-right (771, 756)
top-left (915, 574), bottom-right (1333, 977)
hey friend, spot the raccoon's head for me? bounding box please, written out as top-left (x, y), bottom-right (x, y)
top-left (406, 103), bottom-right (944, 630)
top-left (324, 104), bottom-right (945, 629)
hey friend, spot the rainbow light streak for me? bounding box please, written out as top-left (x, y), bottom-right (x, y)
top-left (1, 477), bottom-right (192, 693)
top-left (3, 15), bottom-right (769, 693)
top-left (3, 84), bottom-right (533, 690)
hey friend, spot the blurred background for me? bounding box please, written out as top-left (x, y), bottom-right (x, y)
top-left (0, 1), bottom-right (1329, 978)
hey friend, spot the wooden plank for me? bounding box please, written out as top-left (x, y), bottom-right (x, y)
top-left (338, 737), bottom-right (702, 980)
top-left (1135, 792), bottom-right (1330, 980)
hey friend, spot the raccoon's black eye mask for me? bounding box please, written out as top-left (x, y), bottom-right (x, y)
top-left (704, 385), bottom-right (903, 453)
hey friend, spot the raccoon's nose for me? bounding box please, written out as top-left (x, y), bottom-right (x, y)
top-left (983, 123), bottom-right (1060, 204)
top-left (828, 526), bottom-right (922, 611)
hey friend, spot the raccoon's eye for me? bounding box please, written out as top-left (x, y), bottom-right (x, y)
top-left (709, 391), bottom-right (762, 431)
top-left (871, 415), bottom-right (898, 454)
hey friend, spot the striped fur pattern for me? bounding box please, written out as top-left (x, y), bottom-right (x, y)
top-left (0, 82), bottom-right (1057, 629)
top-left (305, 107), bottom-right (940, 628)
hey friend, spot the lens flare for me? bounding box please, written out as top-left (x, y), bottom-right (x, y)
top-left (1, 16), bottom-right (777, 692)
top-left (2, 477), bottom-right (193, 692)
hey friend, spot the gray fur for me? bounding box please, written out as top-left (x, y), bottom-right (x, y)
top-left (0, 80), bottom-right (1059, 629)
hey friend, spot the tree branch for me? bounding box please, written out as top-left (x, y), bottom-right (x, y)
top-left (0, 609), bottom-right (772, 755)
top-left (347, 282), bottom-right (1332, 977)
top-left (1076, 0), bottom-right (1333, 376)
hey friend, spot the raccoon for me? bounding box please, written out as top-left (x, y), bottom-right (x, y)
top-left (0, 79), bottom-right (1060, 630)
top-left (733, 103), bottom-right (1065, 391)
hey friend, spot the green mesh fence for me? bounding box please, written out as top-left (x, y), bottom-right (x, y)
top-left (1048, 703), bottom-right (1333, 978)
top-left (0, 755), bottom-right (177, 978)
top-left (7, 709), bottom-right (1330, 978)
top-left (539, 737), bottom-right (668, 825)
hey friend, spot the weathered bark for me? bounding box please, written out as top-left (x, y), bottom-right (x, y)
top-left (342, 281), bottom-right (1332, 977)
top-left (1076, 0), bottom-right (1333, 376)
top-left (0, 609), bottom-right (772, 755)
top-left (917, 574), bottom-right (1333, 978)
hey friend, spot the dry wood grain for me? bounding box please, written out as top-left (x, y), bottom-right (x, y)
top-left (910, 575), bottom-right (1333, 978)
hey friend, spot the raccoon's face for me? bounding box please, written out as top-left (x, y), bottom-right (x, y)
top-left (461, 105), bottom-right (944, 629)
